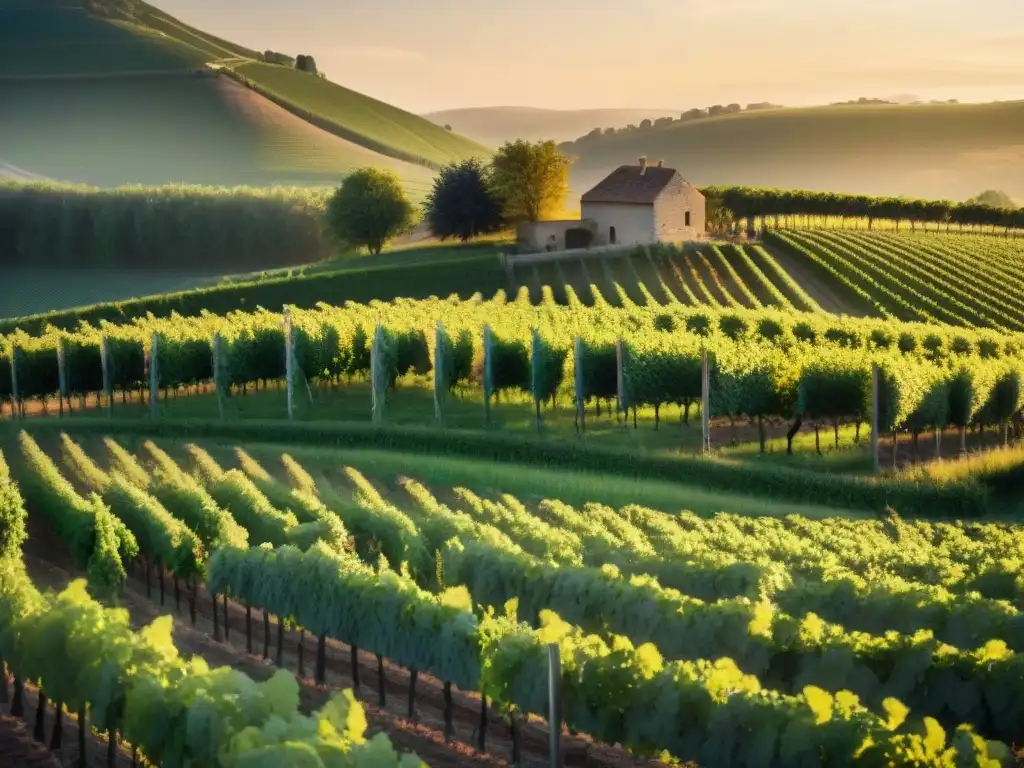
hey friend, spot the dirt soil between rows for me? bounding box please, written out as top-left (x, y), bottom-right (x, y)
top-left (18, 516), bottom-right (671, 768)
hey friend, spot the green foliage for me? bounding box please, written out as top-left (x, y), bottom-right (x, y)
top-left (326, 169), bottom-right (416, 256)
top-left (423, 158), bottom-right (505, 241)
top-left (0, 451), bottom-right (27, 561)
top-left (489, 139), bottom-right (571, 222)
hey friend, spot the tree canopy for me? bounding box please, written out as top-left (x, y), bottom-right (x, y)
top-left (326, 168), bottom-right (415, 256)
top-left (489, 140), bottom-right (571, 223)
top-left (423, 159), bottom-right (504, 242)
top-left (966, 190), bottom-right (1017, 209)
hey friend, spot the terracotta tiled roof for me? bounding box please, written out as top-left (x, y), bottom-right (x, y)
top-left (580, 163), bottom-right (681, 204)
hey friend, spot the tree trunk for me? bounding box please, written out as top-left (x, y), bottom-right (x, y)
top-left (935, 428), bottom-right (942, 459)
top-left (33, 691), bottom-right (46, 741)
top-left (0, 661), bottom-right (7, 704)
top-left (408, 669), bottom-right (418, 720)
top-left (814, 424), bottom-right (821, 455)
top-left (509, 708), bottom-right (522, 768)
top-left (912, 429), bottom-right (919, 462)
top-left (758, 415), bottom-right (766, 453)
top-left (477, 694), bottom-right (488, 751)
top-left (245, 605), bottom-right (253, 654)
top-left (377, 655), bottom-right (386, 706)
top-left (263, 611), bottom-right (271, 660)
top-left (50, 701), bottom-right (63, 753)
top-left (786, 416), bottom-right (802, 455)
top-left (222, 594), bottom-right (230, 641)
top-left (77, 705), bottom-right (87, 768)
top-left (833, 422), bottom-right (840, 449)
top-left (276, 619), bottom-right (285, 667)
top-left (351, 646), bottom-right (360, 690)
top-left (653, 403), bottom-right (659, 430)
top-left (632, 406), bottom-right (637, 429)
top-left (960, 426), bottom-right (967, 455)
top-left (107, 728), bottom-right (117, 768)
top-left (158, 567), bottom-right (165, 606)
top-left (443, 682), bottom-right (454, 742)
top-left (213, 593), bottom-right (221, 642)
top-left (145, 562), bottom-right (152, 599)
top-left (316, 634), bottom-right (327, 685)
top-left (298, 630), bottom-right (305, 678)
top-left (683, 400), bottom-right (691, 425)
top-left (10, 677), bottom-right (23, 718)
top-left (189, 579), bottom-right (197, 626)
top-left (174, 575), bottom-right (180, 612)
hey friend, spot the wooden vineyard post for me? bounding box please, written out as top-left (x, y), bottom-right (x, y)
top-left (56, 338), bottom-right (67, 418)
top-left (482, 324), bottom-right (493, 427)
top-left (148, 333), bottom-right (159, 419)
top-left (615, 338), bottom-right (625, 426)
top-left (9, 348), bottom-right (19, 420)
top-left (212, 333), bottom-right (226, 420)
top-left (871, 362), bottom-right (880, 473)
top-left (531, 329), bottom-right (543, 432)
top-left (284, 311), bottom-right (295, 421)
top-left (433, 321), bottom-right (445, 426)
top-left (701, 348), bottom-right (711, 455)
top-left (371, 324), bottom-right (385, 425)
top-left (547, 643), bottom-right (562, 768)
top-left (574, 336), bottom-right (585, 435)
top-left (100, 337), bottom-right (113, 418)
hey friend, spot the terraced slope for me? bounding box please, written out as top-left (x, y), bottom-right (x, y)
top-left (510, 243), bottom-right (826, 312)
top-left (769, 230), bottom-right (1024, 330)
top-left (0, 0), bottom-right (484, 187)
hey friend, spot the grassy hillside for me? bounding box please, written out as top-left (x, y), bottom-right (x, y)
top-left (0, 0), bottom-right (483, 187)
top-left (562, 102), bottom-right (1024, 202)
top-left (422, 106), bottom-right (679, 146)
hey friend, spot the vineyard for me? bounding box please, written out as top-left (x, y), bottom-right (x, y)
top-left (767, 231), bottom-right (1024, 330)
top-left (0, 432), bottom-right (1019, 767)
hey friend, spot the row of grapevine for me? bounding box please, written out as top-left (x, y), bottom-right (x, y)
top-left (0, 563), bottom-right (424, 768)
top-left (204, 542), bottom-right (1010, 766)
top-left (3, 294), bottom-right (1024, 452)
top-left (704, 185), bottom-right (1024, 232)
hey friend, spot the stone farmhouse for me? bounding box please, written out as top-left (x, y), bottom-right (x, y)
top-left (516, 157), bottom-right (706, 253)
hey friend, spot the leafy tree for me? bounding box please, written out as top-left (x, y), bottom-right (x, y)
top-left (489, 139), bottom-right (571, 223)
top-left (423, 159), bottom-right (504, 242)
top-left (295, 54), bottom-right (318, 74)
top-left (326, 168), bottom-right (415, 256)
top-left (639, 118), bottom-right (653, 129)
top-left (966, 190), bottom-right (1016, 208)
top-left (444, 124), bottom-right (453, 131)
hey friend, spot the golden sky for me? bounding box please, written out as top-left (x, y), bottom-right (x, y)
top-left (158, 0), bottom-right (1024, 113)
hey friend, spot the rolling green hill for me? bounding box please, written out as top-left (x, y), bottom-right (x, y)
top-left (422, 106), bottom-right (680, 146)
top-left (0, 0), bottom-right (485, 188)
top-left (562, 102), bottom-right (1024, 203)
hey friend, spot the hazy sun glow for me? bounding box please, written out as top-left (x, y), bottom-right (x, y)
top-left (155, 0), bottom-right (1024, 113)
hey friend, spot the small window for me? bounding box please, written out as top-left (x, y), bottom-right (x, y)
top-left (685, 211), bottom-right (691, 227)
top-left (609, 225), bottom-right (617, 245)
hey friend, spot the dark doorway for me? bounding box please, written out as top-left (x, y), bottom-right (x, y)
top-left (609, 225), bottom-right (616, 245)
top-left (685, 211), bottom-right (691, 227)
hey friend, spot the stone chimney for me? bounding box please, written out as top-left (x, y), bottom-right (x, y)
top-left (638, 156), bottom-right (648, 175)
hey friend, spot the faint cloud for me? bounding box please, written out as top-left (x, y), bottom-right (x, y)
top-left (326, 46), bottom-right (424, 61)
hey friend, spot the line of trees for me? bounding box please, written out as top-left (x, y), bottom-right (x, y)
top-left (702, 186), bottom-right (1024, 234)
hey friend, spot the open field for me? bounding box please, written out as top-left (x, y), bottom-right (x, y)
top-left (562, 101), bottom-right (1024, 202)
top-left (0, 0), bottom-right (482, 187)
top-left (0, 427), bottom-right (1021, 766)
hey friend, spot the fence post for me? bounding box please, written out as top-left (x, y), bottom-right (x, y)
top-left (100, 337), bottom-right (113, 418)
top-left (57, 338), bottom-right (67, 418)
top-left (371, 324), bottom-right (384, 425)
top-left (434, 321), bottom-right (445, 426)
top-left (871, 362), bottom-right (880, 473)
top-left (149, 333), bottom-right (159, 419)
top-left (284, 311), bottom-right (294, 421)
top-left (9, 349), bottom-right (19, 420)
top-left (531, 329), bottom-right (543, 432)
top-left (574, 337), bottom-right (585, 435)
top-left (701, 349), bottom-right (710, 455)
top-left (482, 324), bottom-right (493, 427)
top-left (212, 333), bottom-right (225, 420)
top-left (547, 643), bottom-right (562, 768)
top-left (615, 338), bottom-right (625, 426)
